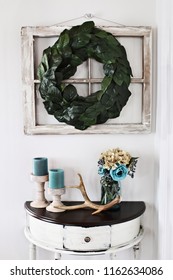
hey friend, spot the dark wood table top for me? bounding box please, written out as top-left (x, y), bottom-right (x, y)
top-left (25, 201), bottom-right (145, 227)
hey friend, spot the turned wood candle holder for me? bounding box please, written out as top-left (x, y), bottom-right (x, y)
top-left (46, 188), bottom-right (66, 212)
top-left (30, 174), bottom-right (49, 208)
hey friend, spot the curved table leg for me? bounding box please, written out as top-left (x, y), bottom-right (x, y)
top-left (29, 243), bottom-right (36, 260)
top-left (133, 243), bottom-right (140, 259)
top-left (110, 253), bottom-right (116, 260)
top-left (54, 252), bottom-right (61, 260)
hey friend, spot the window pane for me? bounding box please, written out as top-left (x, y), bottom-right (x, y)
top-left (34, 37), bottom-right (58, 79)
top-left (118, 37), bottom-right (143, 78)
top-left (90, 59), bottom-right (104, 78)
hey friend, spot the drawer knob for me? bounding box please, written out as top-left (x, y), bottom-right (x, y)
top-left (84, 236), bottom-right (91, 243)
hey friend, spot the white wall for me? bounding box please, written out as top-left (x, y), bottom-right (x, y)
top-left (0, 0), bottom-right (156, 259)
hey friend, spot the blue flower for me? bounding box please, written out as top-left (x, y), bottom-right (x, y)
top-left (98, 166), bottom-right (105, 176)
top-left (110, 165), bottom-right (128, 181)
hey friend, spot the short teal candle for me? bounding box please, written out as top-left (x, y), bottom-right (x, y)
top-left (33, 157), bottom-right (48, 176)
top-left (49, 169), bottom-right (64, 189)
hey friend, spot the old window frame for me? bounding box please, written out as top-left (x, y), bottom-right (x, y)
top-left (21, 25), bottom-right (152, 135)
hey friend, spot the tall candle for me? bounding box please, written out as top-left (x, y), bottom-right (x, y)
top-left (32, 157), bottom-right (48, 176)
top-left (49, 169), bottom-right (64, 189)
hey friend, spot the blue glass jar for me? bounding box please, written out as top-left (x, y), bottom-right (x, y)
top-left (100, 175), bottom-right (121, 209)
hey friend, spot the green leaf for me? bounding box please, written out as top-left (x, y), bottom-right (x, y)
top-left (95, 30), bottom-right (109, 39)
top-left (96, 110), bottom-right (109, 124)
top-left (55, 101), bottom-right (88, 127)
top-left (73, 47), bottom-right (88, 61)
top-left (39, 77), bottom-right (62, 100)
top-left (123, 74), bottom-right (131, 86)
top-left (44, 68), bottom-right (56, 81)
top-left (101, 76), bottom-right (112, 92)
top-left (96, 90), bottom-right (104, 101)
top-left (79, 117), bottom-right (96, 128)
top-left (37, 63), bottom-right (45, 81)
top-left (100, 83), bottom-right (118, 109)
top-left (70, 54), bottom-right (83, 67)
top-left (47, 88), bottom-right (62, 102)
top-left (79, 115), bottom-right (97, 127)
top-left (41, 53), bottom-right (49, 71)
top-left (61, 65), bottom-right (77, 79)
top-left (85, 91), bottom-right (99, 103)
top-left (118, 64), bottom-right (131, 75)
top-left (78, 21), bottom-right (95, 33)
top-left (71, 101), bottom-right (88, 112)
top-left (63, 85), bottom-right (78, 102)
top-left (55, 72), bottom-right (63, 84)
top-left (56, 32), bottom-right (70, 50)
top-left (118, 57), bottom-right (133, 76)
top-left (40, 47), bottom-right (51, 72)
top-left (94, 49), bottom-right (116, 64)
top-left (43, 46), bottom-right (52, 56)
top-left (113, 71), bottom-right (124, 86)
top-left (107, 103), bottom-right (121, 119)
top-left (43, 101), bottom-right (54, 114)
top-left (61, 46), bottom-right (72, 58)
top-left (116, 84), bottom-right (131, 106)
top-left (71, 33), bottom-right (91, 49)
top-left (84, 103), bottom-right (103, 116)
top-left (69, 25), bottom-right (80, 37)
top-left (107, 35), bottom-right (120, 47)
top-left (49, 47), bottom-right (62, 67)
top-left (39, 77), bottom-right (53, 99)
top-left (79, 102), bottom-right (106, 129)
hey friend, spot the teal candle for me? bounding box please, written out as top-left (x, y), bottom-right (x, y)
top-left (49, 169), bottom-right (64, 189)
top-left (33, 157), bottom-right (48, 176)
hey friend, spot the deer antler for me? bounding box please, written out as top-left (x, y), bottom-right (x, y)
top-left (55, 173), bottom-right (121, 215)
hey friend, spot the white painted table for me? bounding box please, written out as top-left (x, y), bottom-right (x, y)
top-left (24, 201), bottom-right (145, 260)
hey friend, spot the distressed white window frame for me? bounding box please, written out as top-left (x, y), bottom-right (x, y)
top-left (21, 25), bottom-right (152, 135)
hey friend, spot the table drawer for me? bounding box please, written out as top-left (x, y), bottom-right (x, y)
top-left (64, 225), bottom-right (111, 251)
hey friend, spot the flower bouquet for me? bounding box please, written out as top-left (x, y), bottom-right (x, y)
top-left (98, 148), bottom-right (138, 206)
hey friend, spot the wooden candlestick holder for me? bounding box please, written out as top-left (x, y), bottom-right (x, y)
top-left (30, 174), bottom-right (49, 208)
top-left (46, 188), bottom-right (65, 212)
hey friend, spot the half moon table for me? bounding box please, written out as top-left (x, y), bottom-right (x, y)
top-left (24, 201), bottom-right (145, 260)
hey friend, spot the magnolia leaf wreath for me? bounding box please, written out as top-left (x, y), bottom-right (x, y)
top-left (37, 21), bottom-right (133, 130)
